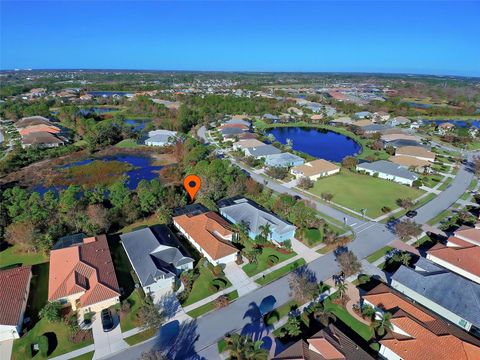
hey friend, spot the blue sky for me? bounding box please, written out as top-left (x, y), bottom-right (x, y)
top-left (1, 1), bottom-right (479, 76)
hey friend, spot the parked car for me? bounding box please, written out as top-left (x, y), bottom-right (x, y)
top-left (101, 309), bottom-right (115, 332)
top-left (406, 210), bottom-right (418, 218)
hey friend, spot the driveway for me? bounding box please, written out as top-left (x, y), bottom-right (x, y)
top-left (224, 262), bottom-right (259, 296)
top-left (92, 311), bottom-right (128, 359)
top-left (291, 238), bottom-right (320, 263)
top-left (0, 339), bottom-right (13, 360)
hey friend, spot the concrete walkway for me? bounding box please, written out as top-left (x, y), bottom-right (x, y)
top-left (0, 339), bottom-right (13, 360)
top-left (291, 237), bottom-right (321, 263)
top-left (49, 345), bottom-right (95, 360)
top-left (92, 312), bottom-right (128, 359)
top-left (224, 262), bottom-right (259, 296)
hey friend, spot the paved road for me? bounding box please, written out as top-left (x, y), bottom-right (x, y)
top-left (197, 125), bottom-right (208, 144)
top-left (108, 144), bottom-right (476, 360)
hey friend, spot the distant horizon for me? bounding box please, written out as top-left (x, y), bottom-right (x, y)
top-left (1, 67), bottom-right (479, 80)
top-left (1, 1), bottom-right (479, 77)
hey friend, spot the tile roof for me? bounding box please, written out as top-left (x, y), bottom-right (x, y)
top-left (427, 240), bottom-right (480, 279)
top-left (173, 212), bottom-right (237, 260)
top-left (381, 133), bottom-right (419, 142)
top-left (233, 139), bottom-right (266, 149)
top-left (356, 160), bottom-right (418, 181)
top-left (389, 155), bottom-right (431, 168)
top-left (381, 313), bottom-right (480, 360)
top-left (19, 124), bottom-right (61, 136)
top-left (218, 197), bottom-right (296, 237)
top-left (48, 234), bottom-right (120, 308)
top-left (395, 146), bottom-right (435, 161)
top-left (0, 266), bottom-right (32, 326)
top-left (454, 226), bottom-right (480, 246)
top-left (15, 116), bottom-right (52, 128)
top-left (22, 131), bottom-right (65, 146)
top-left (292, 159), bottom-right (340, 177)
top-left (120, 226), bottom-right (193, 287)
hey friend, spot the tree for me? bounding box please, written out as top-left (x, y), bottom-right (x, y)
top-left (311, 302), bottom-right (336, 326)
top-left (39, 302), bottom-right (62, 323)
top-left (138, 300), bottom-right (165, 330)
top-left (397, 198), bottom-right (414, 210)
top-left (281, 316), bottom-right (302, 337)
top-left (141, 349), bottom-right (169, 360)
top-left (342, 156), bottom-right (358, 170)
top-left (361, 304), bottom-right (376, 320)
top-left (371, 312), bottom-right (393, 336)
top-left (265, 166), bottom-right (289, 180)
top-left (137, 179), bottom-right (164, 214)
top-left (336, 280), bottom-right (348, 300)
top-left (321, 192), bottom-right (334, 202)
top-left (214, 295), bottom-right (229, 309)
top-left (258, 223), bottom-right (272, 241)
top-left (297, 176), bottom-right (314, 190)
top-left (289, 267), bottom-right (319, 304)
top-left (224, 334), bottom-right (268, 360)
top-left (5, 220), bottom-right (37, 251)
top-left (85, 204), bottom-right (110, 234)
top-left (395, 219), bottom-right (422, 240)
top-left (399, 251), bottom-right (412, 266)
top-left (109, 179), bottom-right (130, 209)
top-left (336, 251), bottom-right (362, 277)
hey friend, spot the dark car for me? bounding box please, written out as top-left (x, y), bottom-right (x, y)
top-left (101, 309), bottom-right (115, 332)
top-left (405, 210), bottom-right (418, 218)
top-left (334, 246), bottom-right (348, 257)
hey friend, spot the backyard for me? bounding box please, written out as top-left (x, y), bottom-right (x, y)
top-left (309, 170), bottom-right (424, 218)
top-left (0, 244), bottom-right (48, 268)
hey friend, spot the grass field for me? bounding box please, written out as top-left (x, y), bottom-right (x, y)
top-left (70, 351), bottom-right (94, 360)
top-left (309, 170), bottom-right (424, 218)
top-left (366, 246), bottom-right (393, 263)
top-left (256, 258), bottom-right (306, 285)
top-left (427, 209), bottom-right (452, 226)
top-left (186, 290), bottom-right (239, 318)
top-left (119, 289), bottom-right (145, 331)
top-left (124, 328), bottom-right (157, 346)
top-left (242, 243), bottom-right (296, 277)
top-left (0, 245), bottom-right (48, 268)
top-left (324, 298), bottom-right (373, 341)
top-left (115, 139), bottom-right (140, 148)
top-left (181, 266), bottom-right (232, 306)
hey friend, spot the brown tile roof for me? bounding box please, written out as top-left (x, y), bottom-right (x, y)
top-left (173, 212), bottom-right (237, 260)
top-left (381, 314), bottom-right (480, 360)
top-left (448, 236), bottom-right (475, 247)
top-left (454, 226), bottom-right (480, 246)
top-left (389, 155), bottom-right (431, 168)
top-left (238, 132), bottom-right (257, 140)
top-left (233, 139), bottom-right (266, 149)
top-left (0, 266), bottom-right (32, 326)
top-left (48, 234), bottom-right (120, 308)
top-left (19, 124), bottom-right (61, 136)
top-left (22, 132), bottom-right (65, 146)
top-left (381, 133), bottom-right (419, 142)
top-left (292, 159), bottom-right (340, 177)
top-left (427, 241), bottom-right (480, 278)
top-left (15, 116), bottom-right (51, 128)
top-left (353, 120), bottom-right (373, 127)
top-left (219, 123), bottom-right (249, 130)
top-left (395, 146), bottom-right (435, 161)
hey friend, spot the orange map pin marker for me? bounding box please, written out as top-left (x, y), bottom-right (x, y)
top-left (183, 174), bottom-right (201, 202)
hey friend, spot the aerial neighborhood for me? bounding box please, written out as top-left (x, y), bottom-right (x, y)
top-left (1, 69), bottom-right (480, 360)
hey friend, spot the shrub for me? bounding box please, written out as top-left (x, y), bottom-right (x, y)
top-left (297, 176), bottom-right (314, 190)
top-left (212, 278), bottom-right (227, 291)
top-left (214, 295), bottom-right (229, 309)
top-left (381, 206), bottom-right (391, 214)
top-left (212, 265), bottom-right (223, 276)
top-left (267, 254), bottom-right (280, 266)
top-left (39, 302), bottom-right (62, 323)
top-left (37, 335), bottom-right (49, 357)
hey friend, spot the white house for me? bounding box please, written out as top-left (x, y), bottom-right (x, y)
top-left (290, 159), bottom-right (340, 181)
top-left (356, 160), bottom-right (418, 186)
top-left (145, 129), bottom-right (177, 146)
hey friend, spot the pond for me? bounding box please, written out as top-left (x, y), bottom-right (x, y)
top-left (266, 127), bottom-right (361, 162)
top-left (124, 119), bottom-right (146, 132)
top-left (79, 107), bottom-right (119, 116)
top-left (421, 119), bottom-right (480, 128)
top-left (33, 155), bottom-right (163, 195)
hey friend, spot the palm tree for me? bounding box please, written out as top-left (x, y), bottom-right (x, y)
top-left (336, 281), bottom-right (348, 301)
top-left (224, 333), bottom-right (245, 359)
top-left (399, 252), bottom-right (412, 266)
top-left (312, 302), bottom-right (336, 326)
top-left (224, 334), bottom-right (268, 360)
top-left (259, 223), bottom-right (272, 241)
top-left (371, 312), bottom-right (393, 337)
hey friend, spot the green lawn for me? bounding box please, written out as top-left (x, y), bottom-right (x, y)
top-left (70, 351), bottom-right (94, 360)
top-left (324, 298), bottom-right (373, 341)
top-left (186, 290), bottom-right (239, 318)
top-left (309, 170), bottom-right (424, 219)
top-left (0, 245), bottom-right (48, 268)
top-left (181, 266), bottom-right (232, 306)
top-left (438, 177), bottom-right (453, 191)
top-left (256, 258), bottom-right (306, 285)
top-left (299, 228), bottom-right (324, 247)
top-left (217, 339), bottom-right (227, 353)
top-left (124, 328), bottom-right (157, 346)
top-left (12, 318), bottom-right (93, 360)
top-left (427, 209), bottom-right (452, 226)
top-left (115, 139), bottom-right (140, 148)
top-left (242, 245), bottom-right (296, 277)
top-left (366, 246), bottom-right (393, 263)
top-left (119, 289), bottom-right (145, 331)
top-left (264, 300), bottom-right (300, 326)
top-left (421, 173), bottom-right (444, 188)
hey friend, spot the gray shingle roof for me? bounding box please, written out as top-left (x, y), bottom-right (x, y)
top-left (218, 197), bottom-right (296, 236)
top-left (386, 139), bottom-right (422, 148)
top-left (120, 226), bottom-right (193, 287)
top-left (357, 160), bottom-right (418, 181)
top-left (220, 127), bottom-right (244, 135)
top-left (265, 152), bottom-right (305, 167)
top-left (246, 144), bottom-right (282, 157)
top-left (392, 258), bottom-right (480, 328)
top-left (226, 119), bottom-right (250, 127)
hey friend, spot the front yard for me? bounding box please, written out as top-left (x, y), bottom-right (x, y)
top-left (242, 242), bottom-right (296, 277)
top-left (309, 170), bottom-right (424, 219)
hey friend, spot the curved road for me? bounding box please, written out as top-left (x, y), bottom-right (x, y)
top-left (109, 132), bottom-right (477, 360)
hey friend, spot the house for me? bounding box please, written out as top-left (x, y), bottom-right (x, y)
top-left (354, 111), bottom-right (372, 119)
top-left (21, 131), bottom-right (66, 148)
top-left (395, 146), bottom-right (435, 162)
top-left (232, 139), bottom-right (266, 151)
top-left (18, 124), bottom-right (61, 136)
top-left (363, 283), bottom-right (480, 360)
top-left (427, 235), bottom-right (480, 284)
top-left (389, 156), bottom-right (431, 173)
top-left (145, 129), bottom-right (177, 146)
top-left (173, 211), bottom-right (238, 265)
top-left (391, 258), bottom-right (480, 334)
top-left (263, 113), bottom-right (280, 122)
top-left (273, 324), bottom-right (373, 360)
top-left (384, 139), bottom-right (422, 149)
top-left (330, 116), bottom-right (353, 126)
top-left (453, 223), bottom-right (480, 246)
top-left (353, 119), bottom-right (374, 127)
top-left (438, 122), bottom-right (455, 135)
top-left (287, 107), bottom-right (304, 116)
top-left (264, 152), bottom-right (305, 168)
top-left (15, 116), bottom-right (52, 129)
top-left (224, 118), bottom-right (251, 127)
top-left (0, 266), bottom-right (32, 341)
top-left (219, 123), bottom-right (250, 132)
top-left (48, 234), bottom-right (120, 314)
top-left (373, 111), bottom-right (390, 122)
top-left (356, 160), bottom-right (418, 186)
top-left (310, 114), bottom-right (323, 121)
top-left (218, 197), bottom-right (296, 244)
top-left (291, 159), bottom-right (340, 180)
top-left (243, 144), bottom-right (282, 159)
top-left (120, 226), bottom-right (194, 296)
top-left (361, 124), bottom-right (390, 134)
top-left (388, 116), bottom-right (410, 126)
top-left (381, 133), bottom-right (419, 143)
top-left (220, 127), bottom-right (245, 139)
top-left (410, 121), bottom-right (420, 129)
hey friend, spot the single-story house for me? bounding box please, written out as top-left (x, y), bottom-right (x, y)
top-left (145, 129), bottom-right (177, 146)
top-left (373, 111), bottom-right (390, 122)
top-left (273, 324), bottom-right (373, 360)
top-left (388, 116), bottom-right (410, 126)
top-left (354, 111), bottom-right (372, 119)
top-left (389, 155), bottom-right (432, 172)
top-left (232, 139), bottom-right (266, 151)
top-left (224, 118), bottom-right (251, 127)
top-left (356, 160), bottom-right (418, 186)
top-left (237, 132), bottom-right (257, 140)
top-left (329, 116), bottom-right (353, 126)
top-left (48, 234), bottom-right (121, 314)
top-left (0, 266), bottom-right (32, 341)
top-left (21, 131), bottom-right (66, 148)
top-left (453, 223), bottom-right (480, 246)
top-left (19, 124), bottom-right (61, 136)
top-left (244, 144), bottom-right (282, 159)
top-left (362, 124), bottom-right (391, 134)
top-left (381, 133), bottom-right (419, 143)
top-left (310, 114), bottom-right (323, 121)
top-left (391, 258), bottom-right (480, 334)
top-left (291, 159), bottom-right (340, 180)
top-left (438, 122), bottom-right (455, 135)
top-left (220, 127), bottom-right (245, 139)
top-left (15, 116), bottom-right (52, 129)
top-left (120, 226), bottom-right (194, 296)
top-left (385, 139), bottom-right (422, 149)
top-left (173, 211), bottom-right (238, 265)
top-left (219, 123), bottom-right (250, 132)
top-left (264, 152), bottom-right (305, 168)
top-left (263, 113), bottom-right (280, 122)
top-left (395, 146), bottom-right (436, 162)
top-left (218, 197), bottom-right (296, 244)
top-left (427, 236), bottom-right (480, 284)
top-left (287, 107), bottom-right (304, 116)
top-left (363, 283), bottom-right (480, 360)
top-left (353, 119), bottom-right (374, 128)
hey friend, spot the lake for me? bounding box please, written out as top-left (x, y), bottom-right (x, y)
top-left (124, 119), bottom-right (146, 132)
top-left (34, 154), bottom-right (163, 194)
top-left (421, 119), bottom-right (480, 128)
top-left (266, 127), bottom-right (361, 162)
